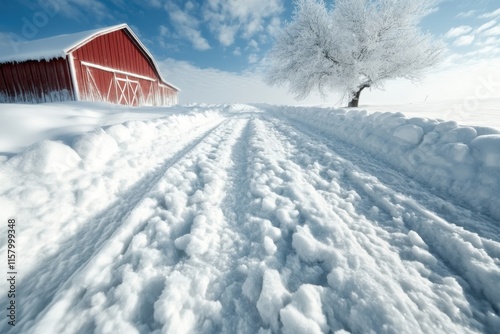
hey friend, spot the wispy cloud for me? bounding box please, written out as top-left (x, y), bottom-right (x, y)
top-left (159, 25), bottom-right (170, 37)
top-left (483, 26), bottom-right (500, 36)
top-left (164, 1), bottom-right (210, 50)
top-left (156, 24), bottom-right (174, 49)
top-left (248, 53), bottom-right (259, 64)
top-left (216, 24), bottom-right (238, 46)
top-left (475, 20), bottom-right (497, 34)
top-left (453, 35), bottom-right (474, 47)
top-left (444, 26), bottom-right (473, 39)
top-left (456, 10), bottom-right (476, 18)
top-left (203, 0), bottom-right (284, 46)
top-left (475, 36), bottom-right (500, 46)
top-left (37, 0), bottom-right (111, 21)
top-left (479, 8), bottom-right (500, 19)
top-left (146, 0), bottom-right (283, 53)
top-left (267, 17), bottom-right (282, 37)
top-left (247, 39), bottom-right (259, 50)
top-left (143, 0), bottom-right (162, 7)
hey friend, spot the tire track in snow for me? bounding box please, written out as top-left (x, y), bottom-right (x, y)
top-left (151, 116), bottom-right (256, 334)
top-left (270, 113), bottom-right (500, 302)
top-left (237, 117), bottom-right (341, 332)
top-left (212, 115), bottom-right (264, 333)
top-left (270, 108), bottom-right (500, 244)
top-left (19, 117), bottom-right (255, 334)
top-left (262, 114), bottom-right (500, 331)
top-left (266, 114), bottom-right (500, 259)
top-left (245, 116), bottom-right (492, 333)
top-left (6, 118), bottom-right (227, 334)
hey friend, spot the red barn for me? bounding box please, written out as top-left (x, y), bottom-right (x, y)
top-left (0, 24), bottom-right (179, 106)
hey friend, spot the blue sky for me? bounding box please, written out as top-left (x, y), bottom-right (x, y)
top-left (0, 0), bottom-right (499, 104)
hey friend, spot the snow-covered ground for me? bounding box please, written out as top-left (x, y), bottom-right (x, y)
top-left (0, 101), bottom-right (499, 333)
top-left (360, 98), bottom-right (500, 130)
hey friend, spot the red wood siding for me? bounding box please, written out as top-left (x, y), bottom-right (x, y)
top-left (0, 58), bottom-right (74, 103)
top-left (0, 26), bottom-right (178, 106)
top-left (71, 29), bottom-right (177, 106)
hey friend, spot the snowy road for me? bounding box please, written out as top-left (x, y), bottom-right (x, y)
top-left (1, 105), bottom-right (499, 333)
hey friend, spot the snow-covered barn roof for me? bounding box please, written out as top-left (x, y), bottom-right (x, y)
top-left (0, 24), bottom-right (179, 91)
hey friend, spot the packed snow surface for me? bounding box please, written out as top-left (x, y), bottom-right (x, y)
top-left (0, 102), bottom-right (499, 334)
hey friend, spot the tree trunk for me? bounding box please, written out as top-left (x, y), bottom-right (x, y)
top-left (347, 84), bottom-right (369, 108)
top-left (348, 90), bottom-right (362, 107)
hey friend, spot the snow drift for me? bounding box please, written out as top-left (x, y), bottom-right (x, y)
top-left (269, 105), bottom-right (500, 222)
top-left (0, 102), bottom-right (499, 333)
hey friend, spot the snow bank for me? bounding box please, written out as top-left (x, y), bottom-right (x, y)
top-left (0, 101), bottom-right (212, 154)
top-left (357, 98), bottom-right (500, 130)
top-left (0, 106), bottom-right (225, 282)
top-left (8, 140), bottom-right (81, 173)
top-left (270, 106), bottom-right (500, 221)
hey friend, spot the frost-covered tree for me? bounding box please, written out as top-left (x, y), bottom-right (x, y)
top-left (266, 0), bottom-right (444, 107)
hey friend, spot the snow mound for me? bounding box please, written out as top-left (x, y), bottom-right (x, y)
top-left (393, 124), bottom-right (424, 145)
top-left (72, 128), bottom-right (119, 168)
top-left (470, 135), bottom-right (500, 168)
top-left (7, 140), bottom-right (81, 173)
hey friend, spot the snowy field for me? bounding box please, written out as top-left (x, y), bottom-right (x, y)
top-left (360, 98), bottom-right (500, 130)
top-left (1, 101), bottom-right (500, 333)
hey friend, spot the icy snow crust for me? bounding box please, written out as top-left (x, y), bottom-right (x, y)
top-left (0, 103), bottom-right (499, 333)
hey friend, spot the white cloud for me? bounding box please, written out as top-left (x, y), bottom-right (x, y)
top-left (475, 20), bottom-right (497, 34)
top-left (479, 8), bottom-right (500, 19)
top-left (456, 10), bottom-right (476, 18)
top-left (146, 0), bottom-right (162, 7)
top-left (444, 26), bottom-right (472, 38)
top-left (159, 25), bottom-right (170, 37)
top-left (247, 39), bottom-right (259, 50)
top-left (267, 17), bottom-right (282, 37)
top-left (479, 36), bottom-right (500, 46)
top-left (156, 25), bottom-right (172, 49)
top-left (476, 45), bottom-right (500, 55)
top-left (36, 0), bottom-right (111, 20)
top-left (233, 47), bottom-right (241, 56)
top-left (483, 26), bottom-right (500, 36)
top-left (462, 45), bottom-right (500, 60)
top-left (453, 35), bottom-right (475, 46)
top-left (185, 1), bottom-right (196, 11)
top-left (203, 0), bottom-right (284, 46)
top-left (248, 53), bottom-right (259, 64)
top-left (217, 24), bottom-right (238, 46)
top-left (165, 1), bottom-right (210, 50)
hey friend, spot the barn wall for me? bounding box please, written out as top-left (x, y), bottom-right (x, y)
top-left (71, 29), bottom-right (177, 106)
top-left (0, 58), bottom-right (74, 103)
